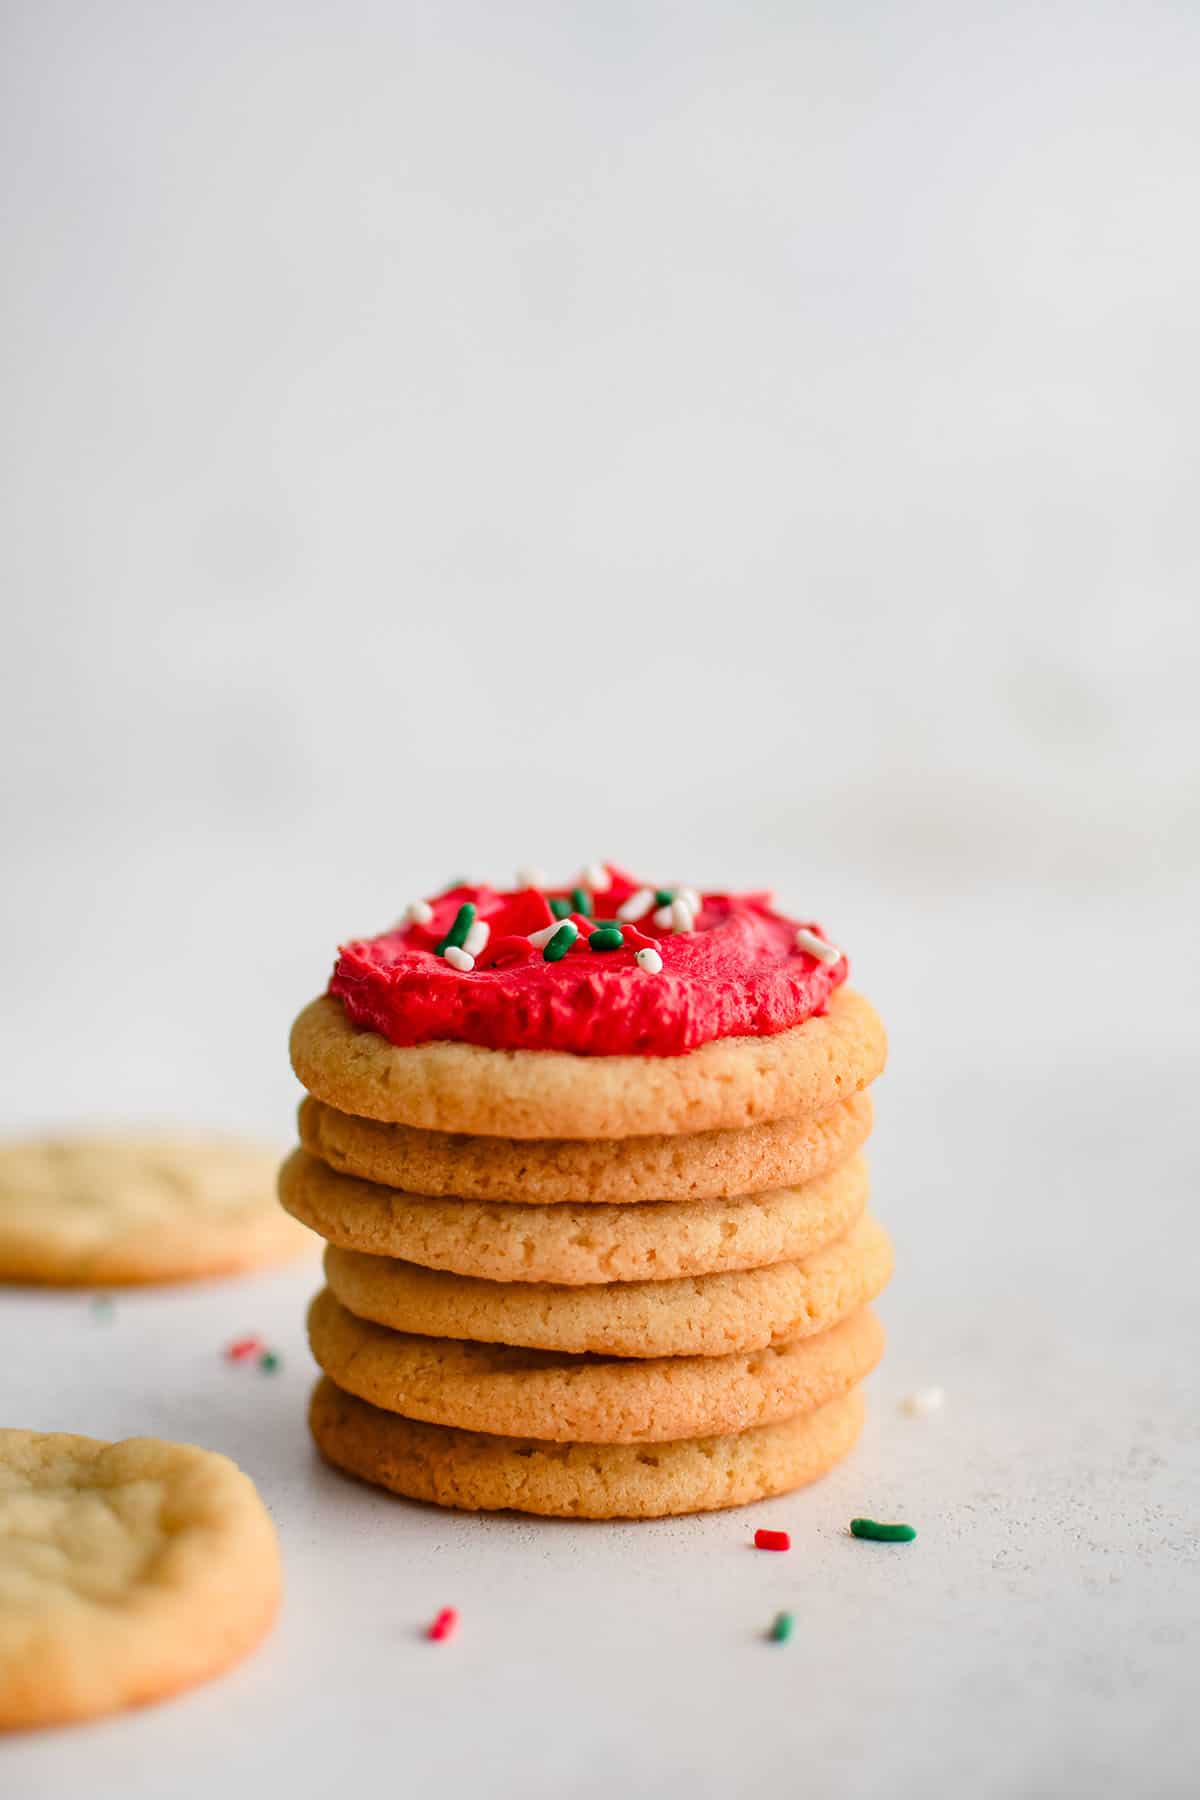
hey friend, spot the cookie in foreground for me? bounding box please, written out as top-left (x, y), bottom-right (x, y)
top-left (309, 1375), bottom-right (867, 1518)
top-left (0, 1429), bottom-right (280, 1730)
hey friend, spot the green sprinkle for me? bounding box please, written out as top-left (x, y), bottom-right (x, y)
top-left (90, 1295), bottom-right (114, 1319)
top-left (549, 897), bottom-right (572, 919)
top-left (654, 888), bottom-right (675, 907)
top-left (850, 1518), bottom-right (916, 1543)
top-left (768, 1611), bottom-right (794, 1643)
top-left (259, 1351), bottom-right (281, 1374)
top-left (543, 922), bottom-right (578, 962)
top-left (570, 887), bottom-right (593, 917)
top-left (435, 902), bottom-right (476, 954)
top-left (588, 926), bottom-right (624, 952)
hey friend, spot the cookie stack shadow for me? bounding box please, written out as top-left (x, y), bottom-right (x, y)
top-left (282, 997), bottom-right (891, 1519)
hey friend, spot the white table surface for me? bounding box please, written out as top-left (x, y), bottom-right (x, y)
top-left (3, 963), bottom-right (1197, 1800)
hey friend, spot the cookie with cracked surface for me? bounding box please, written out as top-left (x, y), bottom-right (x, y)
top-left (324, 1214), bottom-right (892, 1358)
top-left (309, 1376), bottom-right (866, 1517)
top-left (296, 1091), bottom-right (872, 1204)
top-left (308, 1287), bottom-right (884, 1442)
top-left (281, 1147), bottom-right (869, 1284)
top-left (290, 986), bottom-right (886, 1139)
top-left (0, 1135), bottom-right (318, 1285)
top-left (0, 1429), bottom-right (280, 1730)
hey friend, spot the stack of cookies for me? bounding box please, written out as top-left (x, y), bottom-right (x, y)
top-left (283, 869), bottom-right (890, 1519)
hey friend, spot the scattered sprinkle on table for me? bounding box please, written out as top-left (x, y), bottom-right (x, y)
top-left (768, 1611), bottom-right (794, 1643)
top-left (226, 1335), bottom-right (264, 1362)
top-left (850, 1518), bottom-right (917, 1543)
top-left (259, 1350), bottom-right (281, 1374)
top-left (901, 1386), bottom-right (945, 1416)
top-left (427, 1606), bottom-right (458, 1643)
top-left (754, 1528), bottom-right (790, 1552)
top-left (90, 1295), bottom-right (115, 1320)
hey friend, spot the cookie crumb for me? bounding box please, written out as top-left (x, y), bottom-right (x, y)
top-left (427, 1606), bottom-right (458, 1642)
top-left (900, 1387), bottom-right (945, 1416)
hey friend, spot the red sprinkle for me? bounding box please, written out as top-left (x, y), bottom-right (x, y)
top-left (754, 1529), bottom-right (791, 1552)
top-left (226, 1336), bottom-right (263, 1362)
top-left (427, 1606), bottom-right (458, 1642)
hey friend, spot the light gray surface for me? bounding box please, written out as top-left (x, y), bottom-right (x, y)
top-left (2, 0), bottom-right (1199, 1792)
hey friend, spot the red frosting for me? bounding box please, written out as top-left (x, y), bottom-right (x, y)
top-left (328, 868), bottom-right (848, 1058)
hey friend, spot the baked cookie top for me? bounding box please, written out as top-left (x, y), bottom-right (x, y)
top-left (0, 1135), bottom-right (317, 1286)
top-left (0, 1430), bottom-right (280, 1730)
top-left (328, 864), bottom-right (848, 1057)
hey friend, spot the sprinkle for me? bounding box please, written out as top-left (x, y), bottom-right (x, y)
top-left (754, 1529), bottom-right (790, 1552)
top-left (670, 898), bottom-right (696, 932)
top-left (569, 887), bottom-right (593, 917)
top-left (436, 902), bottom-right (477, 955)
top-left (462, 919), bottom-right (490, 957)
top-left (850, 1518), bottom-right (917, 1543)
top-left (768, 1611), bottom-right (794, 1643)
top-left (635, 947), bottom-right (663, 974)
top-left (617, 887), bottom-right (655, 923)
top-left (444, 945), bottom-right (475, 971)
top-left (515, 867), bottom-right (547, 889)
top-left (259, 1351), bottom-right (281, 1374)
top-left (654, 888), bottom-right (675, 907)
top-left (652, 904), bottom-right (674, 928)
top-left (226, 1336), bottom-right (263, 1362)
top-left (901, 1387), bottom-right (945, 1416)
top-left (794, 927), bottom-right (840, 965)
top-left (678, 886), bottom-right (702, 913)
top-left (549, 897), bottom-right (572, 920)
top-left (589, 926), bottom-right (624, 952)
top-left (427, 1606), bottom-right (458, 1643)
top-left (529, 922), bottom-right (564, 950)
top-left (543, 922), bottom-right (578, 962)
top-left (402, 899), bottom-right (434, 927)
top-left (582, 862), bottom-right (611, 892)
top-left (90, 1294), bottom-right (115, 1319)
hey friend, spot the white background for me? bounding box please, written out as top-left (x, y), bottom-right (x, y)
top-left (1, 3), bottom-right (1197, 1794)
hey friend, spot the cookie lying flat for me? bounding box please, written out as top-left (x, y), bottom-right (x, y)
top-left (297, 1091), bottom-right (872, 1205)
top-left (324, 1214), bottom-right (892, 1358)
top-left (281, 1147), bottom-right (868, 1284)
top-left (0, 1135), bottom-right (317, 1285)
top-left (308, 1287), bottom-right (884, 1442)
top-left (290, 986), bottom-right (886, 1139)
top-left (310, 1376), bottom-right (866, 1517)
top-left (0, 1429), bottom-right (280, 1730)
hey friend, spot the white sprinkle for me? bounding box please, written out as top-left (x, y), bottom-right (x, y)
top-left (528, 922), bottom-right (562, 950)
top-left (670, 898), bottom-right (696, 932)
top-left (618, 887), bottom-right (655, 923)
top-left (794, 927), bottom-right (841, 965)
top-left (652, 904), bottom-right (674, 929)
top-left (582, 862), bottom-right (611, 892)
top-left (635, 947), bottom-right (663, 974)
top-left (402, 900), bottom-right (434, 927)
top-left (463, 919), bottom-right (490, 956)
top-left (516, 867), bottom-right (547, 889)
top-left (443, 945), bottom-right (475, 971)
top-left (678, 886), bottom-right (701, 914)
top-left (901, 1387), bottom-right (946, 1417)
